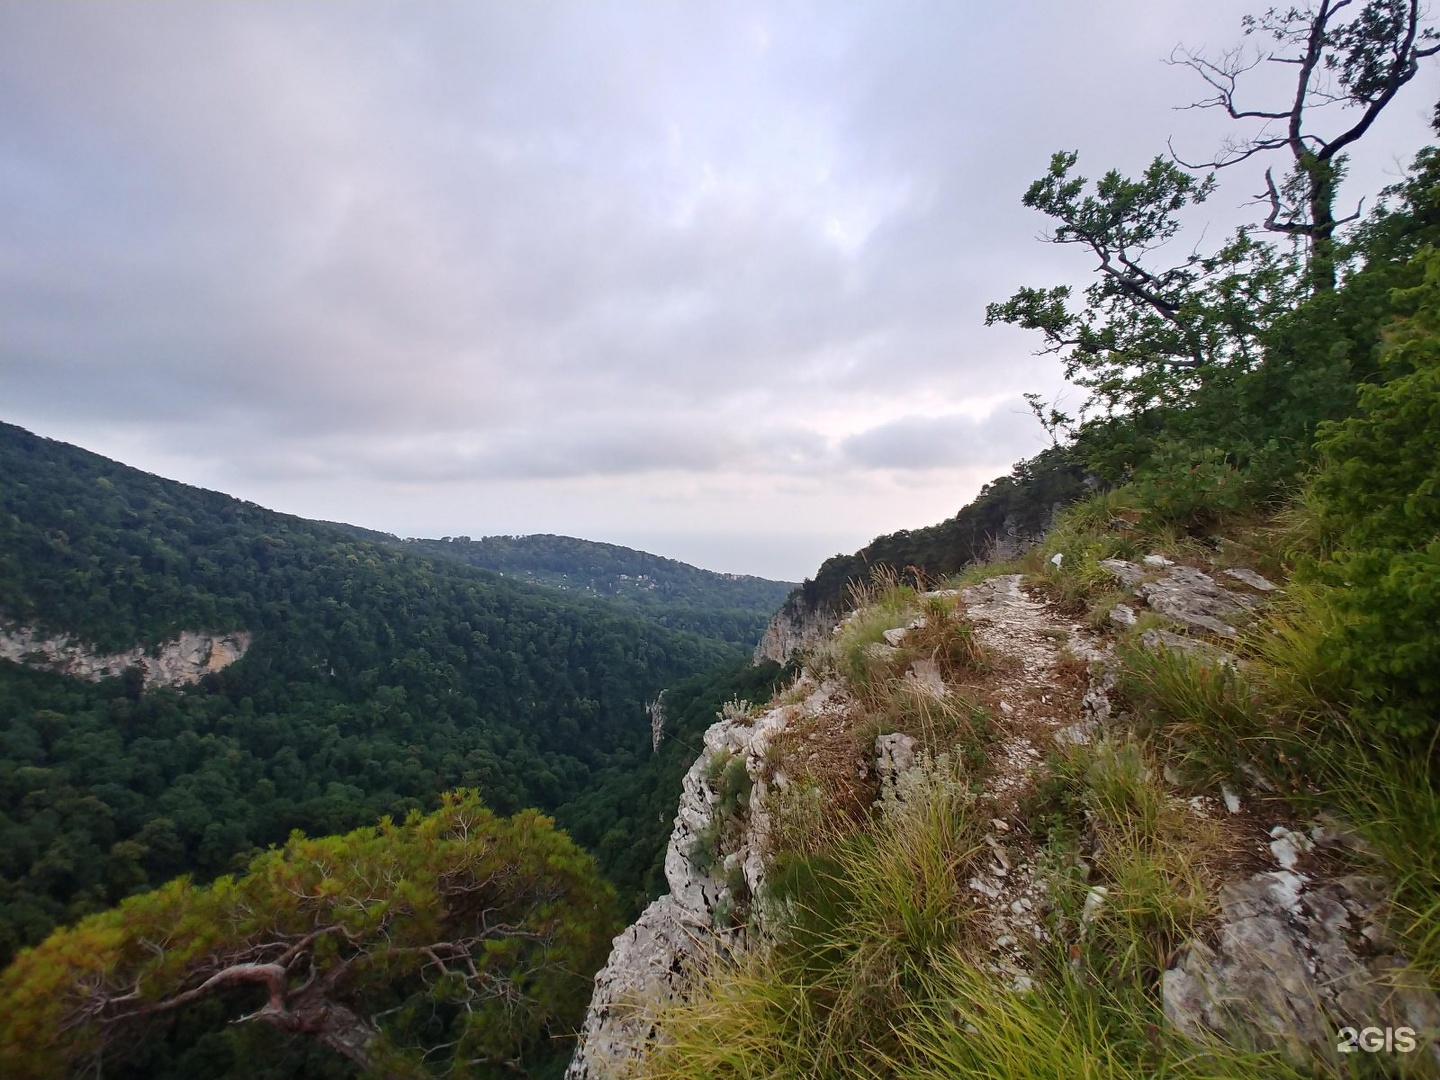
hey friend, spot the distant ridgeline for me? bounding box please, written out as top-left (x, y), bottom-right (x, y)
top-left (327, 529), bottom-right (796, 649)
top-left (0, 421), bottom-right (767, 964)
top-left (773, 445), bottom-right (1089, 637)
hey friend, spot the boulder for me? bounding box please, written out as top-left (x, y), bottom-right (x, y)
top-left (1164, 871), bottom-right (1440, 1070)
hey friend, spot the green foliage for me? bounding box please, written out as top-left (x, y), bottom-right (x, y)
top-left (882, 949), bottom-right (1307, 1080)
top-left (0, 422), bottom-right (741, 964)
top-left (1029, 735), bottom-right (1217, 989)
top-left (376, 533), bottom-right (795, 649)
top-left (1327, 742), bottom-right (1440, 983)
top-left (1126, 442), bottom-right (1255, 531)
top-left (1302, 246), bottom-right (1440, 736)
top-left (0, 792), bottom-right (619, 1079)
top-left (986, 152), bottom-right (1297, 415)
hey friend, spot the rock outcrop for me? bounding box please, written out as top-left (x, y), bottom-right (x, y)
top-left (1099, 557), bottom-right (1265, 639)
top-left (566, 685), bottom-right (822, 1079)
top-left (753, 594), bottom-right (834, 664)
top-left (573, 560), bottom-right (1436, 1079)
top-left (0, 626), bottom-right (250, 687)
top-left (1164, 867), bottom-right (1440, 1069)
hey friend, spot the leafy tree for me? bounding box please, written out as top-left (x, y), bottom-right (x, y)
top-left (0, 792), bottom-right (619, 1079)
top-left (1170, 0), bottom-right (1439, 292)
top-left (985, 152), bottom-right (1299, 418)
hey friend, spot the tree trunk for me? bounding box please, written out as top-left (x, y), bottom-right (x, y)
top-left (1305, 155), bottom-right (1340, 293)
top-left (260, 996), bottom-right (392, 1076)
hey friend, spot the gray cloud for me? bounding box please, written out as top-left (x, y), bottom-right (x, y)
top-left (841, 405), bottom-right (1046, 472)
top-left (2, 0), bottom-right (1435, 578)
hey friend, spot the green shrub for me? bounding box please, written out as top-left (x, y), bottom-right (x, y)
top-left (1304, 246), bottom-right (1440, 737)
top-left (1129, 440), bottom-right (1255, 531)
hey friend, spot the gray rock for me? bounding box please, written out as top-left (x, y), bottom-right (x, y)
top-left (864, 642), bottom-right (902, 664)
top-left (1108, 603), bottom-right (1138, 628)
top-left (903, 658), bottom-right (948, 698)
top-left (0, 626), bottom-right (250, 687)
top-left (564, 896), bottom-right (730, 1080)
top-left (1164, 871), bottom-right (1440, 1070)
top-left (569, 694), bottom-right (808, 1078)
top-left (753, 597), bottom-right (834, 664)
top-left (1223, 567), bottom-right (1279, 593)
top-left (1139, 628), bottom-right (1239, 668)
top-left (883, 618), bottom-right (926, 647)
top-left (648, 692), bottom-right (667, 753)
top-left (1269, 826), bottom-right (1314, 871)
top-left (875, 732), bottom-right (918, 788)
top-left (1099, 558), bottom-right (1146, 587)
top-left (1221, 785), bottom-right (1242, 814)
top-left (1136, 566), bottom-right (1252, 638)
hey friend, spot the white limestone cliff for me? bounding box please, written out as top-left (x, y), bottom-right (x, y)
top-left (0, 625), bottom-right (250, 687)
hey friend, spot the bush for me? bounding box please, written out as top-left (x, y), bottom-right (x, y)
top-left (1129, 441), bottom-right (1255, 532)
top-left (1304, 246), bottom-right (1440, 737)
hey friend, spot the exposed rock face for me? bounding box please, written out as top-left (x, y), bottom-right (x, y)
top-left (1164, 870), bottom-right (1440, 1069)
top-left (565, 895), bottom-right (720, 1079)
top-left (753, 595), bottom-right (834, 664)
top-left (983, 510), bottom-right (1052, 562)
top-left (0, 626), bottom-right (250, 687)
top-left (566, 684), bottom-right (827, 1079)
top-left (1099, 559), bottom-right (1259, 638)
top-left (647, 692), bottom-right (666, 753)
top-left (574, 562), bottom-right (1433, 1078)
top-left (874, 732), bottom-right (917, 795)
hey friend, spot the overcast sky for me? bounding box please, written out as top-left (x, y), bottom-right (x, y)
top-left (3, 2), bottom-right (1436, 580)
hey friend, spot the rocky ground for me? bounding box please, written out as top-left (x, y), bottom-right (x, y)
top-left (568, 558), bottom-right (1440, 1078)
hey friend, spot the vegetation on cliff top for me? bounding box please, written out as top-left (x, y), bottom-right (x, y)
top-left (627, 6), bottom-right (1440, 1077)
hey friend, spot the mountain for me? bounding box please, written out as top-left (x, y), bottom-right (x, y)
top-left (333, 530), bottom-right (796, 649)
top-left (0, 421), bottom-right (757, 964)
top-left (756, 444), bottom-right (1090, 662)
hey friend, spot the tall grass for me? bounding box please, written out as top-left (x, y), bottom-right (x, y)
top-left (641, 755), bottom-right (984, 1080)
top-left (887, 947), bottom-right (1311, 1080)
top-left (1310, 730), bottom-right (1440, 984)
top-left (1030, 736), bottom-right (1220, 987)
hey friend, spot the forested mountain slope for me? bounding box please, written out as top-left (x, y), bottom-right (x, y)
top-left (0, 421), bottom-right (742, 963)
top-left (757, 445), bottom-right (1090, 660)
top-left (347, 532), bottom-right (796, 648)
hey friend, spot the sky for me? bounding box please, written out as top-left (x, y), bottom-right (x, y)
top-left (3, 2), bottom-right (1437, 581)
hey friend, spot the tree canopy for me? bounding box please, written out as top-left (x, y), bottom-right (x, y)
top-left (0, 792), bottom-right (619, 1080)
top-left (0, 421), bottom-right (742, 966)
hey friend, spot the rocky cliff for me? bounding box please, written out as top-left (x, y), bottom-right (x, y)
top-left (0, 625), bottom-right (250, 687)
top-left (751, 592), bottom-right (835, 665)
top-left (569, 555), bottom-right (1440, 1077)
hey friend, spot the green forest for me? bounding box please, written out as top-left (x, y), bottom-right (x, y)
top-left (0, 423), bottom-right (790, 964)
top-left (5, 1), bottom-right (1440, 1076)
top-left (372, 532), bottom-right (794, 648)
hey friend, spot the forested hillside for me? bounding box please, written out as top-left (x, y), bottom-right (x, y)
top-left (0, 422), bottom-right (747, 965)
top-left (782, 444), bottom-right (1089, 623)
top-left (373, 532), bottom-right (794, 648)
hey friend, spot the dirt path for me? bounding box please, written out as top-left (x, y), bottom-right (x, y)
top-left (960, 574), bottom-right (1108, 806)
top-left (953, 574), bottom-right (1112, 986)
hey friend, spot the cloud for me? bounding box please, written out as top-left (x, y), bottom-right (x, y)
top-left (841, 405), bottom-right (1046, 472)
top-left (2, 0), bottom-right (1434, 578)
